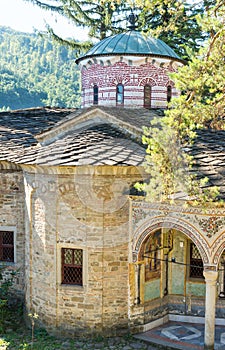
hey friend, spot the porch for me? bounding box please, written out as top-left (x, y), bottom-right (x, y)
top-left (135, 316), bottom-right (225, 350)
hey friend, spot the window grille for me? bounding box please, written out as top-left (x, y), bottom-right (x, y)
top-left (144, 85), bottom-right (151, 108)
top-left (0, 231), bottom-right (14, 262)
top-left (61, 248), bottom-right (83, 285)
top-left (190, 243), bottom-right (203, 278)
top-left (93, 85), bottom-right (98, 105)
top-left (116, 84), bottom-right (124, 105)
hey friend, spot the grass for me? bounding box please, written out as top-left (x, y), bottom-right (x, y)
top-left (0, 306), bottom-right (69, 350)
top-left (1, 306), bottom-right (68, 349)
top-left (0, 305), bottom-right (152, 350)
top-left (0, 307), bottom-right (165, 350)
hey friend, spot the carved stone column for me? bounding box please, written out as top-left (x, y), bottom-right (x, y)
top-left (203, 269), bottom-right (218, 350)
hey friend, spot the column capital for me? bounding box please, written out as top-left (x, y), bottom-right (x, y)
top-left (203, 269), bottom-right (218, 284)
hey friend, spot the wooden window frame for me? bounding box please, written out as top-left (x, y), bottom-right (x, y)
top-left (144, 84), bottom-right (152, 109)
top-left (61, 248), bottom-right (83, 286)
top-left (0, 230), bottom-right (14, 263)
top-left (189, 242), bottom-right (204, 279)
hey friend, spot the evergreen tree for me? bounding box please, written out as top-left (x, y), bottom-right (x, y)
top-left (23, 0), bottom-right (205, 59)
top-left (23, 0), bottom-right (131, 52)
top-left (0, 27), bottom-right (81, 110)
top-left (136, 0), bottom-right (225, 205)
top-left (137, 0), bottom-right (208, 59)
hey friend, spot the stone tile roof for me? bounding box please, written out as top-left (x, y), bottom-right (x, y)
top-left (190, 129), bottom-right (225, 198)
top-left (0, 106), bottom-right (152, 166)
top-left (0, 106), bottom-right (225, 197)
top-left (15, 124), bottom-right (145, 166)
top-left (0, 106), bottom-right (76, 164)
top-left (38, 106), bottom-right (161, 143)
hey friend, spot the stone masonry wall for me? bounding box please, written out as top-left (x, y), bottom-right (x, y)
top-left (24, 165), bottom-right (143, 337)
top-left (0, 164), bottom-right (25, 299)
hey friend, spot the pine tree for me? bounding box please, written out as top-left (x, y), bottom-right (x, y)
top-left (23, 0), bottom-right (131, 52)
top-left (138, 0), bottom-right (208, 59)
top-left (136, 0), bottom-right (225, 205)
top-left (23, 0), bottom-right (205, 59)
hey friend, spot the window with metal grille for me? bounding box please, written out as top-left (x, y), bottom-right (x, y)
top-left (116, 84), bottom-right (124, 105)
top-left (0, 231), bottom-right (14, 262)
top-left (93, 85), bottom-right (98, 105)
top-left (190, 243), bottom-right (203, 278)
top-left (144, 85), bottom-right (151, 108)
top-left (61, 248), bottom-right (83, 285)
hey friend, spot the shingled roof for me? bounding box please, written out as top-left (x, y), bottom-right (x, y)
top-left (0, 106), bottom-right (225, 197)
top-left (0, 106), bottom-right (154, 166)
top-left (190, 129), bottom-right (225, 198)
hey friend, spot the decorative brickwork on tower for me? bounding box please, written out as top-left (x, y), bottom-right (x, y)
top-left (76, 30), bottom-right (184, 108)
top-left (79, 57), bottom-right (181, 108)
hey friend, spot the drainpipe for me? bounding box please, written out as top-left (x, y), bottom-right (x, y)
top-left (135, 263), bottom-right (141, 304)
top-left (164, 232), bottom-right (173, 296)
top-left (164, 253), bottom-right (169, 296)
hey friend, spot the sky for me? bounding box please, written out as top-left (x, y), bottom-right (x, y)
top-left (0, 0), bottom-right (89, 40)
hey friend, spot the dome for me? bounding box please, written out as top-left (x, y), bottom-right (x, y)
top-left (76, 30), bottom-right (181, 63)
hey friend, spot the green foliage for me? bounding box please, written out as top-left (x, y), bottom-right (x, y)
top-left (23, 0), bottom-right (206, 59)
top-left (23, 0), bottom-right (131, 48)
top-left (137, 1), bottom-right (225, 205)
top-left (136, 0), bottom-right (207, 59)
top-left (0, 266), bottom-right (16, 304)
top-left (166, 2), bottom-right (225, 134)
top-left (0, 308), bottom-right (143, 350)
top-left (0, 26), bottom-right (81, 110)
top-left (0, 265), bottom-right (18, 332)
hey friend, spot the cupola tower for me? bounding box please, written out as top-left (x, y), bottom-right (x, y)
top-left (76, 15), bottom-right (184, 109)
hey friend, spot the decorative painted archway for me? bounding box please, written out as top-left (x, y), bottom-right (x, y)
top-left (131, 201), bottom-right (225, 349)
top-left (132, 215), bottom-right (209, 265)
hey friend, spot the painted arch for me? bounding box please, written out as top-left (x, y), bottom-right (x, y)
top-left (132, 215), bottom-right (210, 265)
top-left (211, 230), bottom-right (225, 265)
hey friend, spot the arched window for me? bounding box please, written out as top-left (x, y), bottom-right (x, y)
top-left (167, 85), bottom-right (172, 103)
top-left (144, 85), bottom-right (151, 108)
top-left (93, 85), bottom-right (98, 105)
top-left (189, 242), bottom-right (203, 279)
top-left (116, 84), bottom-right (124, 105)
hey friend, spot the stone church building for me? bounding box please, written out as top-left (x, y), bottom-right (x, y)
top-left (0, 19), bottom-right (225, 349)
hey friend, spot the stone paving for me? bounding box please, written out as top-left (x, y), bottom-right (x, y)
top-left (59, 337), bottom-right (163, 350)
top-left (136, 321), bottom-right (225, 350)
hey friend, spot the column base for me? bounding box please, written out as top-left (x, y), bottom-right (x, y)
top-left (204, 345), bottom-right (214, 350)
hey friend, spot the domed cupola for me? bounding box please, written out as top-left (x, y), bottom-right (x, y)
top-left (76, 14), bottom-right (184, 109)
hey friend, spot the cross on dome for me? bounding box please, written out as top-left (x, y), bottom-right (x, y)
top-left (127, 11), bottom-right (138, 30)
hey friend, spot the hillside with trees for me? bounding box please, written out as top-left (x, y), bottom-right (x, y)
top-left (0, 26), bottom-right (81, 110)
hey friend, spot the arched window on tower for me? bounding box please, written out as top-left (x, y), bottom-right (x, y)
top-left (116, 84), bottom-right (124, 105)
top-left (144, 84), bottom-right (152, 108)
top-left (93, 85), bottom-right (98, 105)
top-left (167, 85), bottom-right (172, 103)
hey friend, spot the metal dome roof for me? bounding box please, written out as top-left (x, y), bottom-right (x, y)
top-left (76, 30), bottom-right (181, 63)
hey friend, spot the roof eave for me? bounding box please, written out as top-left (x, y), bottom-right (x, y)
top-left (76, 52), bottom-right (185, 65)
